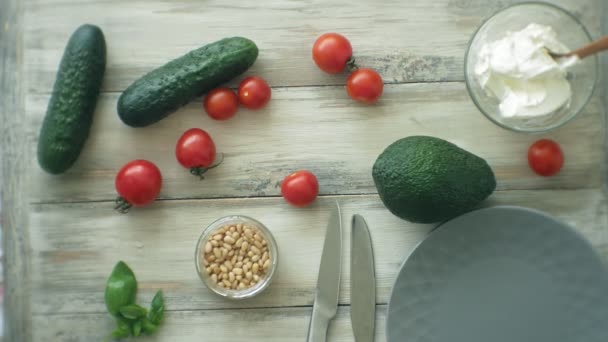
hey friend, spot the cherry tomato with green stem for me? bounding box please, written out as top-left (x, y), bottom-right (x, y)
top-left (346, 68), bottom-right (384, 104)
top-left (114, 160), bottom-right (162, 213)
top-left (175, 128), bottom-right (222, 179)
top-left (312, 33), bottom-right (353, 74)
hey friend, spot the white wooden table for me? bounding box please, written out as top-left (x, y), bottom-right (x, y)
top-left (1, 0), bottom-right (607, 341)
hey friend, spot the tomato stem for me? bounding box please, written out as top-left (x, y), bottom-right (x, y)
top-left (189, 153), bottom-right (224, 180)
top-left (114, 197), bottom-right (132, 214)
top-left (346, 56), bottom-right (358, 71)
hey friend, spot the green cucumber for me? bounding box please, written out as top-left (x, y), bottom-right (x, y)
top-left (37, 24), bottom-right (106, 174)
top-left (117, 37), bottom-right (258, 127)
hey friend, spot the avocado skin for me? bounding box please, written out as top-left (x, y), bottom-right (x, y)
top-left (372, 136), bottom-right (496, 223)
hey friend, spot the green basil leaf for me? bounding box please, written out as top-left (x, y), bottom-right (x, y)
top-left (132, 320), bottom-right (142, 337)
top-left (110, 325), bottom-right (130, 339)
top-left (141, 317), bottom-right (158, 335)
top-left (105, 261), bottom-right (137, 316)
top-left (148, 290), bottom-right (164, 324)
top-left (119, 304), bottom-right (148, 320)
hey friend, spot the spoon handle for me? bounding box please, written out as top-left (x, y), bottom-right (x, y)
top-left (570, 35), bottom-right (608, 59)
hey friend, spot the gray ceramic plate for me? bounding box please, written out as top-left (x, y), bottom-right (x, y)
top-left (386, 206), bottom-right (608, 342)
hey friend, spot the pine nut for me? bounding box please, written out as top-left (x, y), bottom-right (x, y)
top-left (203, 258), bottom-right (209, 267)
top-left (237, 255), bottom-right (244, 261)
top-left (236, 275), bottom-right (242, 281)
top-left (246, 271), bottom-right (253, 280)
top-left (213, 234), bottom-right (223, 241)
top-left (254, 233), bottom-right (262, 242)
top-left (223, 279), bottom-right (231, 287)
top-left (232, 232), bottom-right (239, 239)
top-left (243, 263), bottom-right (250, 273)
top-left (231, 255), bottom-right (238, 264)
top-left (243, 258), bottom-right (250, 264)
top-left (254, 241), bottom-right (263, 249)
top-left (235, 238), bottom-right (244, 248)
top-left (228, 250), bottom-right (235, 257)
top-left (238, 282), bottom-right (246, 289)
top-left (223, 243), bottom-right (232, 251)
top-left (263, 259), bottom-right (270, 270)
top-left (225, 260), bottom-right (233, 270)
top-left (224, 236), bottom-right (235, 244)
top-left (237, 223), bottom-right (243, 232)
top-left (222, 273), bottom-right (228, 280)
top-left (221, 248), bottom-right (228, 258)
top-left (220, 265), bottom-right (228, 273)
top-left (262, 252), bottom-right (269, 262)
top-left (211, 274), bottom-right (218, 283)
top-left (218, 282), bottom-right (225, 288)
top-left (205, 242), bottom-right (212, 253)
top-left (235, 262), bottom-right (243, 268)
top-left (208, 255), bottom-right (216, 262)
top-left (211, 240), bottom-right (219, 247)
top-left (248, 251), bottom-right (254, 257)
top-left (251, 246), bottom-right (261, 255)
top-left (252, 263), bottom-right (259, 274)
top-left (233, 268), bottom-right (243, 275)
top-left (213, 248), bottom-right (221, 259)
top-left (251, 255), bottom-right (260, 262)
top-left (229, 272), bottom-right (235, 282)
top-left (241, 241), bottom-right (249, 251)
top-left (253, 274), bottom-right (260, 282)
top-left (242, 278), bottom-right (250, 285)
top-left (205, 266), bottom-right (212, 274)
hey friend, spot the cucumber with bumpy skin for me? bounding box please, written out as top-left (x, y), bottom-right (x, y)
top-left (37, 24), bottom-right (106, 174)
top-left (117, 37), bottom-right (258, 127)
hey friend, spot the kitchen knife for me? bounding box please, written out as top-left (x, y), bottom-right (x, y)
top-left (307, 202), bottom-right (343, 342)
top-left (351, 214), bottom-right (376, 342)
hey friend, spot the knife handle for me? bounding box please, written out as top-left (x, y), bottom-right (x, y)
top-left (306, 302), bottom-right (329, 342)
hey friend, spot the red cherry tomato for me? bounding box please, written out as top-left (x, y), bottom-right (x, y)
top-left (281, 170), bottom-right (319, 207)
top-left (238, 76), bottom-right (271, 110)
top-left (115, 160), bottom-right (162, 212)
top-left (346, 68), bottom-right (384, 104)
top-left (204, 87), bottom-right (239, 120)
top-left (528, 139), bottom-right (564, 177)
top-left (312, 33), bottom-right (353, 74)
top-left (175, 128), bottom-right (221, 178)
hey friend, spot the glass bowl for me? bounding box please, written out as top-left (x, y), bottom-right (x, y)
top-left (464, 2), bottom-right (598, 133)
top-left (195, 215), bottom-right (278, 300)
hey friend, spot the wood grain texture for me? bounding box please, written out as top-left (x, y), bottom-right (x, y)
top-left (26, 84), bottom-right (605, 203)
top-left (0, 0), bottom-right (32, 341)
top-left (29, 190), bottom-right (608, 315)
top-left (33, 306), bottom-right (388, 342)
top-left (11, 0), bottom-right (608, 341)
top-left (23, 0), bottom-right (602, 93)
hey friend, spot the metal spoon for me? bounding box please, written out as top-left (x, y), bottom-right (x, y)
top-left (548, 35), bottom-right (608, 60)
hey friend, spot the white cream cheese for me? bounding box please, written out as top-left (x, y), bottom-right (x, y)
top-left (474, 23), bottom-right (578, 118)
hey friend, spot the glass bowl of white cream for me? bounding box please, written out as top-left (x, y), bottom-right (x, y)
top-left (465, 2), bottom-right (598, 133)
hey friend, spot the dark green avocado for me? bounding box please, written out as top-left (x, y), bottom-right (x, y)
top-left (372, 136), bottom-right (496, 223)
top-left (117, 37), bottom-right (258, 127)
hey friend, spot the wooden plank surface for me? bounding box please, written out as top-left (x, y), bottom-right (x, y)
top-left (23, 0), bottom-right (602, 93)
top-left (30, 190), bottom-right (608, 316)
top-left (0, 0), bottom-right (604, 341)
top-left (25, 85), bottom-right (605, 203)
top-left (33, 306), bottom-right (388, 342)
top-left (0, 0), bottom-right (32, 340)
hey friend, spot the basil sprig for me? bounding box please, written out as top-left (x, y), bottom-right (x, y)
top-left (104, 261), bottom-right (165, 341)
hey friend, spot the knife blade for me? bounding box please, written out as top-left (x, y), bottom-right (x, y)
top-left (351, 214), bottom-right (376, 342)
top-left (307, 202), bottom-right (343, 342)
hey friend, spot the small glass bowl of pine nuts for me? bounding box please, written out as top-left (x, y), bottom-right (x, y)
top-left (195, 215), bottom-right (278, 300)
